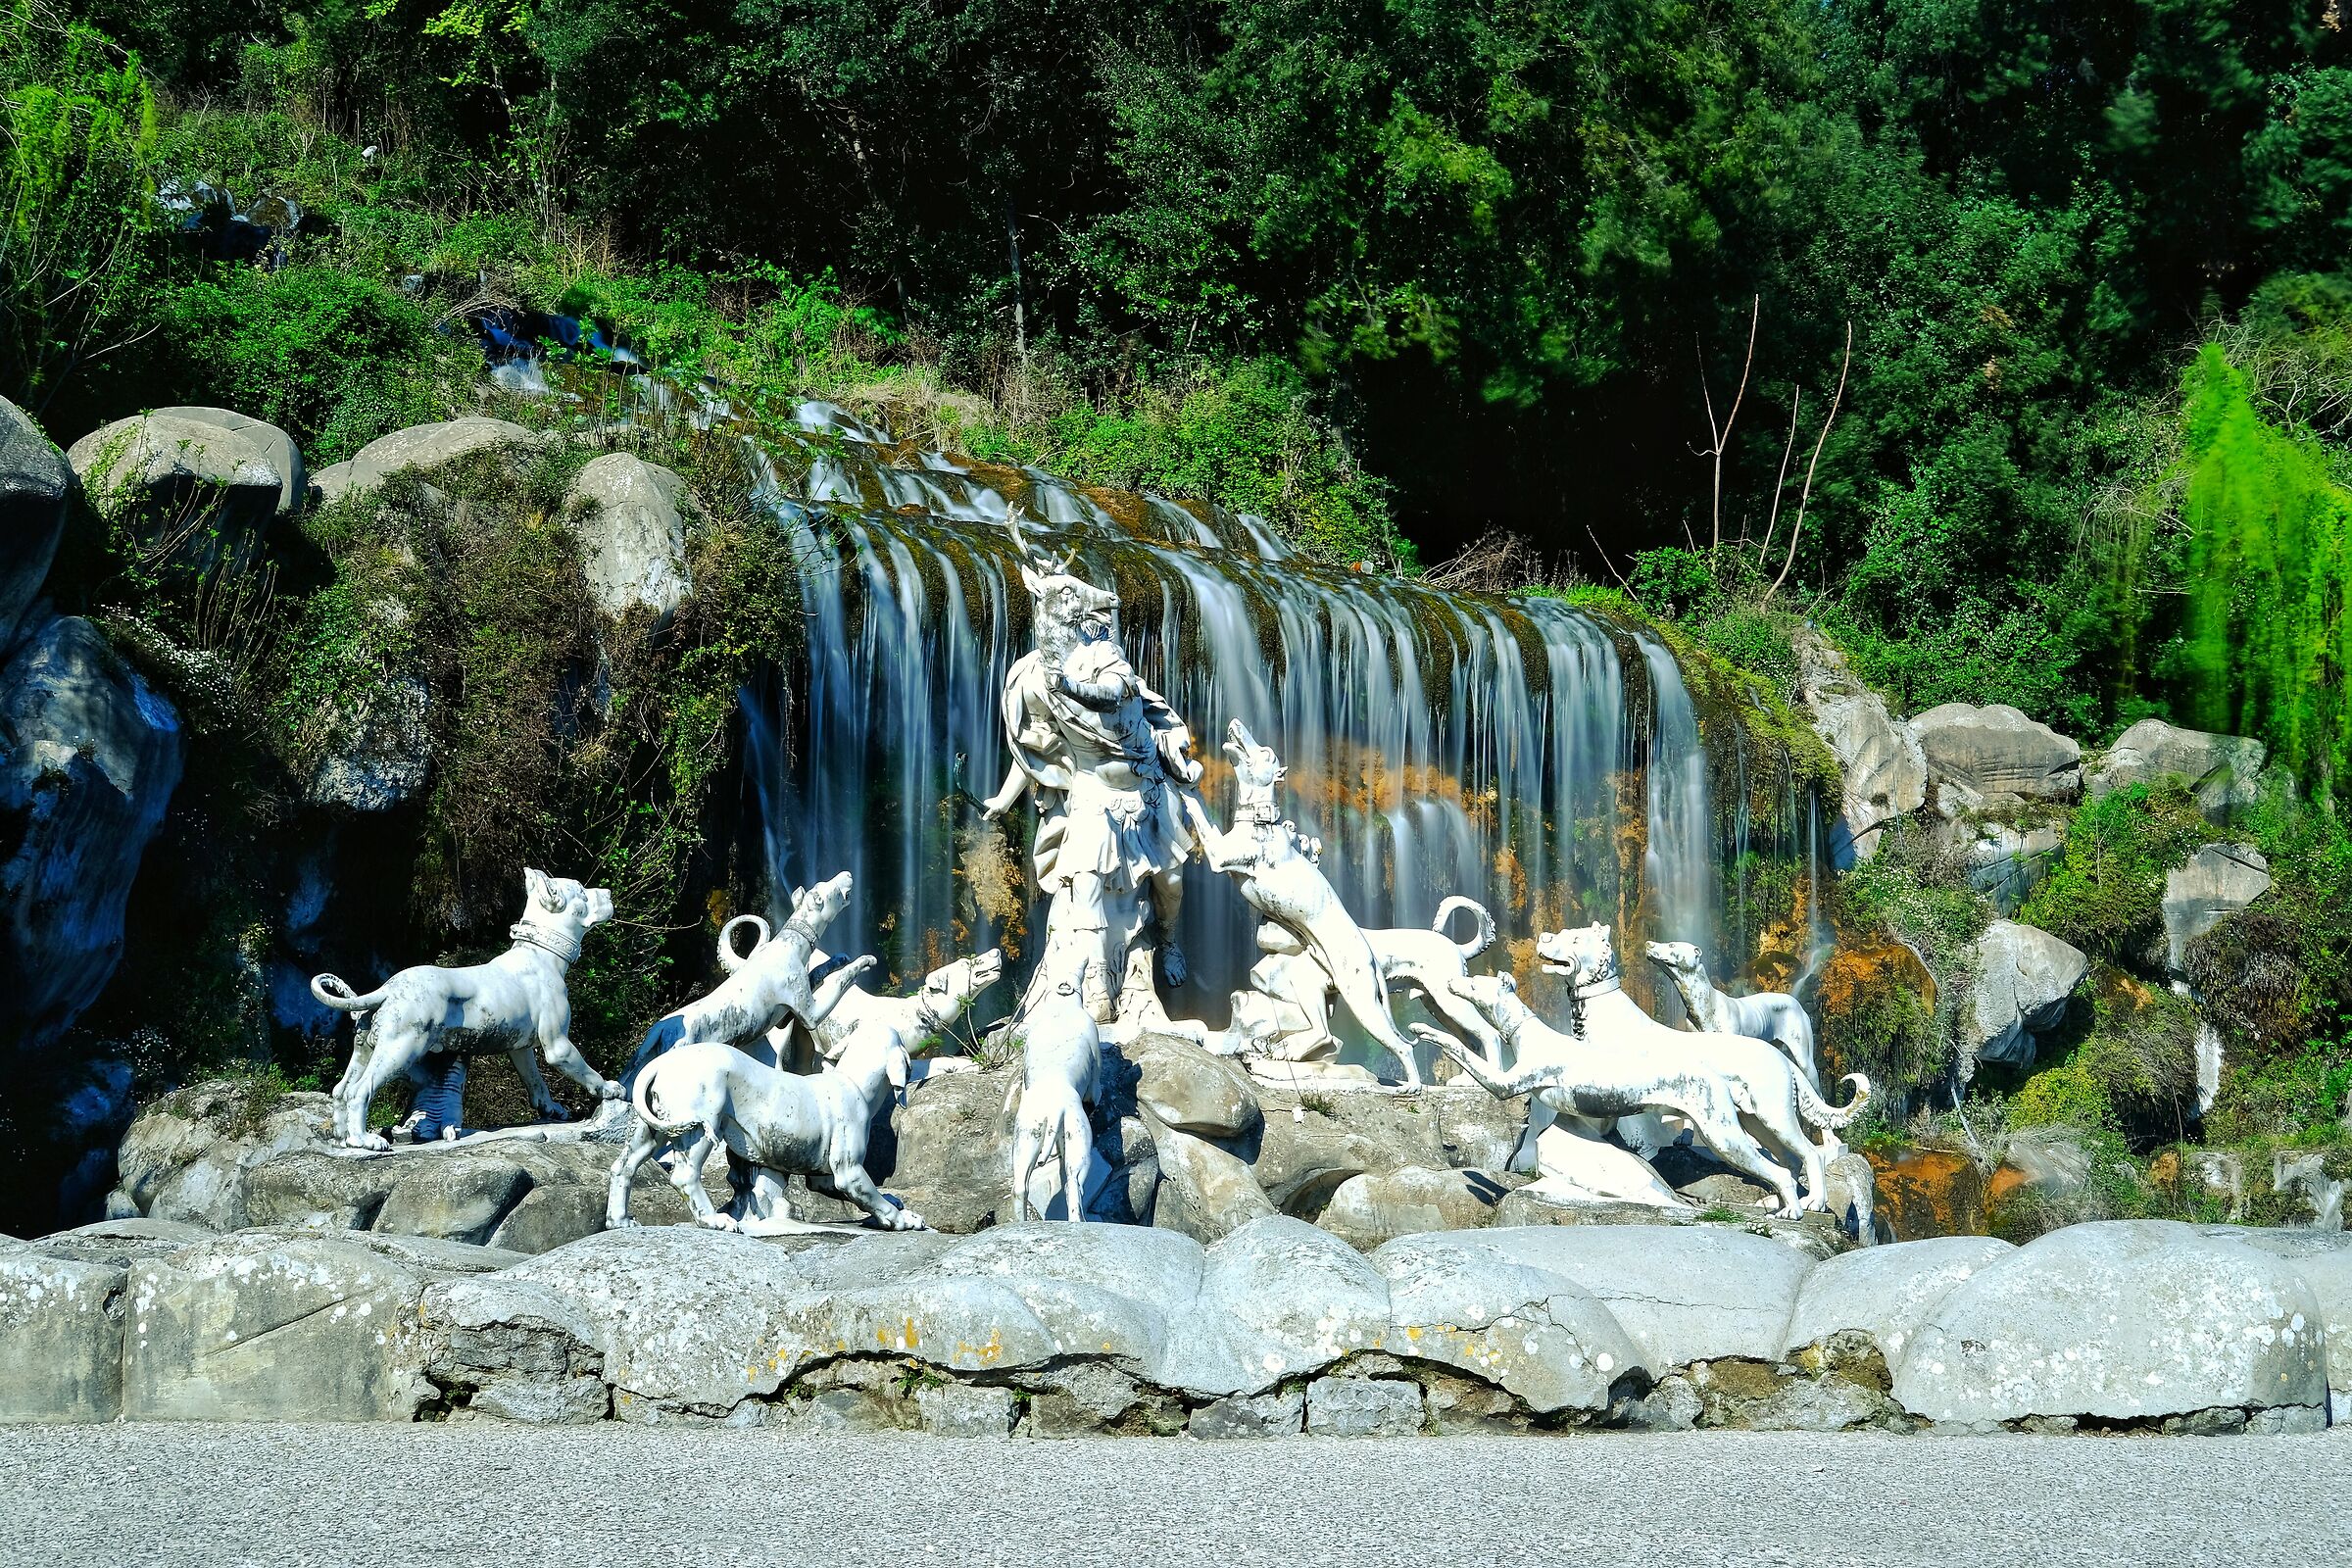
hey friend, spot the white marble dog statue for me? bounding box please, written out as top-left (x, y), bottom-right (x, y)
top-left (1248, 895), bottom-right (1505, 1066)
top-left (606, 1030), bottom-right (925, 1234)
top-left (1530, 922), bottom-right (1868, 1214)
top-left (1186, 718), bottom-right (1425, 1087)
top-left (628, 873), bottom-right (873, 1075)
top-left (1008, 966), bottom-right (1102, 1223)
top-left (767, 947), bottom-right (1006, 1072)
top-left (312, 868), bottom-right (617, 1151)
top-left (1644, 940), bottom-right (1821, 1091)
top-left (1421, 948), bottom-right (1868, 1218)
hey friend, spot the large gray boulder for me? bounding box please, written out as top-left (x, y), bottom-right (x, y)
top-left (1892, 1220), bottom-right (2327, 1424)
top-left (1149, 1114), bottom-right (1277, 1243)
top-left (2163, 843), bottom-right (2272, 976)
top-left (1794, 628), bottom-right (1926, 862)
top-left (1317, 1165), bottom-right (1513, 1250)
top-left (67, 412), bottom-right (282, 568)
top-left (305, 673), bottom-right (431, 812)
top-left (0, 614), bottom-right (182, 1058)
top-left (1114, 1032), bottom-right (1261, 1141)
top-left (1249, 1083), bottom-right (1525, 1217)
top-left (1961, 919), bottom-right (2087, 1069)
top-left (123, 1231), bottom-right (466, 1420)
top-left (0, 395), bottom-right (70, 653)
top-left (1370, 1231), bottom-right (1644, 1412)
top-left (1783, 1236), bottom-right (2012, 1365)
top-left (1158, 1216), bottom-right (1392, 1396)
top-left (1936, 815), bottom-right (2062, 914)
top-left (564, 454), bottom-right (693, 621)
top-left (1377, 1225), bottom-right (1810, 1369)
top-left (1909, 703), bottom-right (2081, 809)
top-left (2090, 719), bottom-right (2266, 816)
top-left (312, 417), bottom-right (547, 507)
top-left (867, 1065), bottom-right (1015, 1234)
top-left (0, 1250), bottom-right (124, 1422)
top-left (149, 408), bottom-right (304, 516)
top-left (2217, 1229), bottom-right (2352, 1411)
top-left (30, 1216), bottom-right (212, 1268)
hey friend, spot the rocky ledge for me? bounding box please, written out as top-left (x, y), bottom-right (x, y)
top-left (1, 1214), bottom-right (2343, 1435)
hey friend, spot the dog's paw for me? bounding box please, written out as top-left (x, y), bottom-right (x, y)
top-left (347, 1132), bottom-right (391, 1152)
top-left (596, 1078), bottom-right (625, 1100)
top-left (889, 1207), bottom-right (929, 1232)
top-left (605, 1216), bottom-right (641, 1231)
top-left (695, 1212), bottom-right (741, 1233)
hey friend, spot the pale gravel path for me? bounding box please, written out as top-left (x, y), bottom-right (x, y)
top-left (2, 1425), bottom-right (2347, 1568)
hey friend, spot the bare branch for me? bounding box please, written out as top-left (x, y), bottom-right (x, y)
top-left (1755, 385), bottom-right (1803, 569)
top-left (1765, 320), bottom-right (1852, 606)
top-left (1699, 296), bottom-right (1760, 560)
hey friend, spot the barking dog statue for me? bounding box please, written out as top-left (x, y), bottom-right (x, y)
top-left (1248, 896), bottom-right (1505, 1067)
top-left (1482, 922), bottom-right (1867, 1216)
top-left (311, 868), bottom-right (617, 1151)
top-left (1643, 940), bottom-right (1822, 1091)
top-left (767, 947), bottom-right (1006, 1072)
top-left (606, 1030), bottom-right (925, 1234)
top-left (1188, 719), bottom-right (1426, 1086)
top-left (628, 873), bottom-right (873, 1075)
top-left (1008, 967), bottom-right (1103, 1222)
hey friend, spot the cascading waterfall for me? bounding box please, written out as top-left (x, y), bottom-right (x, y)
top-left (708, 401), bottom-right (1766, 1032)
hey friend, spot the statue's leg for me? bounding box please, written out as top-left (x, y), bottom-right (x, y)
top-left (539, 1030), bottom-right (622, 1101)
top-left (505, 1043), bottom-right (566, 1122)
top-left (605, 1119), bottom-right (667, 1228)
top-left (339, 1033), bottom-right (412, 1152)
top-left (1060, 1106), bottom-right (1094, 1223)
top-left (1150, 865), bottom-right (1187, 988)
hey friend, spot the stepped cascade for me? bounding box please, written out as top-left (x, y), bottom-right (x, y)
top-left (733, 400), bottom-right (1734, 1034)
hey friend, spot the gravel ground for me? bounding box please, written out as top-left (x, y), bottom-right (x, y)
top-left (3, 1424), bottom-right (2346, 1568)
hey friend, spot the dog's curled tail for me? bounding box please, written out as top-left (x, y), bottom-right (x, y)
top-left (630, 1056), bottom-right (698, 1135)
top-left (1798, 1072), bottom-right (1872, 1132)
top-left (1432, 896), bottom-right (1497, 958)
top-left (311, 973), bottom-right (388, 1015)
top-left (715, 914), bottom-right (772, 976)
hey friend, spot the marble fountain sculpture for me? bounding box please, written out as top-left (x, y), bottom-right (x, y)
top-left (306, 510), bottom-right (1852, 1234)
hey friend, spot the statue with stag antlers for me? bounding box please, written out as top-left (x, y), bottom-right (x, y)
top-left (983, 508), bottom-right (1204, 1030)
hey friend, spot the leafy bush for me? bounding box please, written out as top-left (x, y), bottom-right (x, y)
top-left (2012, 1060), bottom-right (2113, 1132)
top-left (2017, 783), bottom-right (2208, 962)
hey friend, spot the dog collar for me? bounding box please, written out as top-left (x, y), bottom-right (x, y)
top-left (1570, 973), bottom-right (1620, 1000)
top-left (510, 922), bottom-right (580, 964)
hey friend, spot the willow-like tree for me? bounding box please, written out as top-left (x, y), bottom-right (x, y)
top-left (2180, 344), bottom-right (2352, 798)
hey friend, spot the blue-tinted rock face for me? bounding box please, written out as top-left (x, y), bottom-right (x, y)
top-left (0, 612), bottom-right (183, 1058)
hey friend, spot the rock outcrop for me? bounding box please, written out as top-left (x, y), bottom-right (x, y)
top-left (2090, 718), bottom-right (2266, 816)
top-left (1961, 919), bottom-right (2087, 1069)
top-left (67, 412), bottom-right (284, 569)
top-left (2163, 843), bottom-right (2273, 976)
top-left (0, 615), bottom-right (183, 1058)
top-left (14, 1213), bottom-right (2335, 1433)
top-left (1909, 703), bottom-right (2082, 810)
top-left (0, 395), bottom-right (71, 654)
top-left (312, 417), bottom-right (548, 507)
top-left (148, 407), bottom-right (305, 516)
top-left (1793, 628), bottom-right (1927, 862)
top-left (564, 453), bottom-right (694, 622)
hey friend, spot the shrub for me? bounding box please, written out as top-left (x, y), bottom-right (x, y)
top-left (2017, 783), bottom-right (2208, 962)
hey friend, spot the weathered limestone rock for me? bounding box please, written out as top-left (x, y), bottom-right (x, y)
top-left (1115, 1031), bottom-right (1262, 1141)
top-left (0, 394), bottom-right (71, 652)
top-left (312, 417), bottom-right (547, 506)
top-left (866, 1065), bottom-right (1014, 1234)
top-left (1784, 1236), bottom-right (2012, 1366)
top-left (67, 412), bottom-right (281, 567)
top-left (373, 1152), bottom-right (537, 1245)
top-left (241, 1151), bottom-right (406, 1231)
top-left (915, 1381), bottom-right (1015, 1437)
top-left (564, 453), bottom-right (694, 622)
top-left (1962, 919), bottom-right (2087, 1068)
top-left (2220, 1229), bottom-right (2352, 1406)
top-left (1306, 1375), bottom-right (1423, 1436)
top-left (1317, 1166), bottom-right (1511, 1250)
top-left (306, 673), bottom-right (431, 812)
top-left (2164, 843), bottom-right (2272, 976)
top-left (1936, 815), bottom-right (2063, 913)
top-left (1822, 1152), bottom-right (1879, 1247)
top-left (149, 408), bottom-right (304, 516)
top-left (2269, 1151), bottom-right (2349, 1232)
top-left (123, 1232), bottom-right (449, 1420)
top-left (1865, 1146), bottom-right (1986, 1240)
top-left (1149, 1114), bottom-right (1277, 1244)
top-left (1370, 1232), bottom-right (1643, 1413)
top-left (1379, 1225), bottom-right (1808, 1371)
top-left (1249, 1084), bottom-right (1526, 1216)
top-left (1794, 628), bottom-right (1927, 862)
top-left (1188, 1388), bottom-right (1303, 1438)
top-left (1159, 1216), bottom-right (1392, 1396)
top-left (2090, 719), bottom-right (2267, 816)
top-left (0, 1250), bottom-right (124, 1422)
top-left (0, 614), bottom-right (182, 1059)
top-left (1893, 1220), bottom-right (2327, 1424)
top-left (27, 1217), bottom-right (211, 1268)
top-left (1987, 1126), bottom-right (2093, 1222)
top-left (1909, 703), bottom-right (2081, 809)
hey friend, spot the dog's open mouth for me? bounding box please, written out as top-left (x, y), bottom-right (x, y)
top-left (1539, 961), bottom-right (1578, 977)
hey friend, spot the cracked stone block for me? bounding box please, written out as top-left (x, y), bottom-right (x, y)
top-left (1305, 1376), bottom-right (1423, 1437)
top-left (915, 1381), bottom-right (1014, 1437)
top-left (0, 1251), bottom-right (124, 1422)
top-left (770, 1388), bottom-right (906, 1434)
top-left (1188, 1389), bottom-right (1304, 1439)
